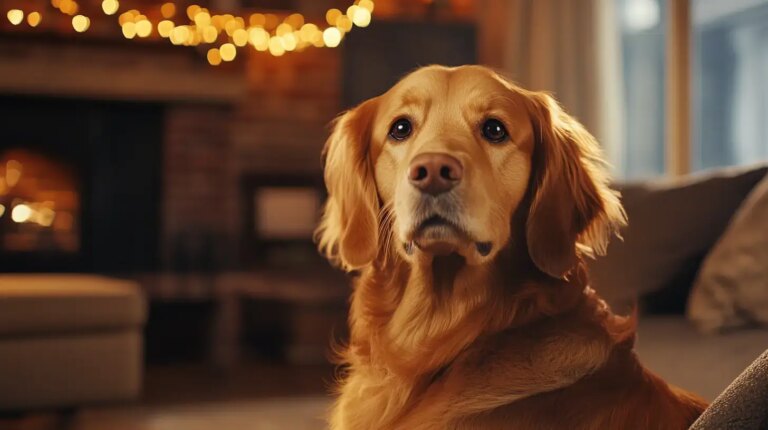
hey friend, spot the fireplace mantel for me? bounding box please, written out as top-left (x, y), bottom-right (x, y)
top-left (0, 37), bottom-right (246, 103)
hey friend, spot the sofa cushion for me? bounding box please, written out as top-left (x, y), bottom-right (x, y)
top-left (687, 173), bottom-right (768, 332)
top-left (0, 275), bottom-right (146, 336)
top-left (587, 164), bottom-right (768, 312)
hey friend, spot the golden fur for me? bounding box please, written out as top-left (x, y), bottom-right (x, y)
top-left (316, 65), bottom-right (707, 430)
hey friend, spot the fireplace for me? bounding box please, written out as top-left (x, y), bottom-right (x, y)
top-left (0, 96), bottom-right (163, 273)
top-left (0, 149), bottom-right (80, 255)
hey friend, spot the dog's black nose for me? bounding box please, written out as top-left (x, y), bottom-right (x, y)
top-left (408, 152), bottom-right (463, 196)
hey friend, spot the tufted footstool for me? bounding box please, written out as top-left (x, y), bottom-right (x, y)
top-left (0, 274), bottom-right (146, 412)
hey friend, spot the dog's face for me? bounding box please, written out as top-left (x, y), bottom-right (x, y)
top-left (317, 65), bottom-right (625, 278)
top-left (372, 66), bottom-right (534, 266)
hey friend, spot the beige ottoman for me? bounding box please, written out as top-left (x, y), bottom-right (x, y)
top-left (0, 275), bottom-right (146, 412)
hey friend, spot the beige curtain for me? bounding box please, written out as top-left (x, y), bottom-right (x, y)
top-left (478, 0), bottom-right (624, 171)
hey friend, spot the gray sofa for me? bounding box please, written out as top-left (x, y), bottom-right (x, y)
top-left (588, 164), bottom-right (768, 401)
top-left (0, 275), bottom-right (146, 412)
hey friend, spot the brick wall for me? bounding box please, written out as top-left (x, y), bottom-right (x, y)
top-left (159, 47), bottom-right (341, 270)
top-left (234, 48), bottom-right (341, 175)
top-left (162, 103), bottom-right (238, 269)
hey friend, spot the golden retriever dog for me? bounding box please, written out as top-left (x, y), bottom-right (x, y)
top-left (316, 65), bottom-right (708, 429)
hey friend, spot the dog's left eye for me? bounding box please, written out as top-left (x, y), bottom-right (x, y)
top-left (388, 118), bottom-right (412, 141)
top-left (481, 119), bottom-right (509, 143)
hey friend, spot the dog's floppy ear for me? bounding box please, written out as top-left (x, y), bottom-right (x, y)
top-left (315, 98), bottom-right (380, 271)
top-left (525, 93), bottom-right (626, 279)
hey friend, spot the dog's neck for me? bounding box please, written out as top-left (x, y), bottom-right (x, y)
top-left (345, 245), bottom-right (586, 379)
top-left (429, 254), bottom-right (465, 298)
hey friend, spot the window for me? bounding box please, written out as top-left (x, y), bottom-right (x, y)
top-left (692, 0), bottom-right (768, 170)
top-left (616, 0), bottom-right (768, 178)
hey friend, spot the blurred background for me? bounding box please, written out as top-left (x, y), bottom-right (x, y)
top-left (0, 0), bottom-right (767, 428)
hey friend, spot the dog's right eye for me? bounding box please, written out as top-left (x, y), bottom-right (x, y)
top-left (388, 118), bottom-right (412, 141)
top-left (481, 118), bottom-right (509, 144)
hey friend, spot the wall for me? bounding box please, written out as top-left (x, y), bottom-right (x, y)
top-left (235, 48), bottom-right (340, 175)
top-left (160, 48), bottom-right (341, 271)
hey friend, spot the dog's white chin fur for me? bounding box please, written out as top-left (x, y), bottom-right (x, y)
top-left (405, 227), bottom-right (494, 266)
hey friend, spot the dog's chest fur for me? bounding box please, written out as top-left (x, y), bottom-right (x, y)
top-left (329, 261), bottom-right (623, 430)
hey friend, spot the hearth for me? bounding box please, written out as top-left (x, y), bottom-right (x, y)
top-left (0, 96), bottom-right (163, 273)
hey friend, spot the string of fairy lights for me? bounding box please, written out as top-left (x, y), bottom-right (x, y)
top-left (4, 0), bottom-right (374, 65)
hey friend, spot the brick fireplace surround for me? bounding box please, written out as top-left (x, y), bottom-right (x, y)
top-left (0, 33), bottom-right (343, 363)
top-left (0, 35), bottom-right (339, 266)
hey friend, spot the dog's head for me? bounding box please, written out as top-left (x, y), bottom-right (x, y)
top-left (316, 65), bottom-right (625, 278)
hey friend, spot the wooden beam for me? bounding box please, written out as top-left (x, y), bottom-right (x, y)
top-left (666, 0), bottom-right (692, 175)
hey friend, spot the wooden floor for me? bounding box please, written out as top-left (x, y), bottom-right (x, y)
top-left (0, 363), bottom-right (336, 430)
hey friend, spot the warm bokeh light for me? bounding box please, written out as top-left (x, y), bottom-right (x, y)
top-left (27, 11), bottom-right (42, 27)
top-left (359, 0), bottom-right (375, 12)
top-left (207, 47), bottom-right (221, 65)
top-left (282, 33), bottom-right (297, 51)
top-left (275, 23), bottom-right (292, 37)
top-left (268, 36), bottom-right (285, 56)
top-left (122, 21), bottom-right (136, 38)
top-left (7, 9), bottom-right (23, 25)
top-left (186, 29), bottom-right (200, 45)
top-left (224, 16), bottom-right (244, 36)
top-left (0, 204), bottom-right (5, 218)
top-left (299, 23), bottom-right (318, 41)
top-left (336, 15), bottom-right (353, 32)
top-left (158, 19), bottom-right (173, 37)
top-left (232, 28), bottom-right (248, 46)
top-left (203, 25), bottom-right (218, 43)
top-left (310, 31), bottom-right (324, 47)
top-left (352, 7), bottom-right (371, 27)
top-left (11, 204), bottom-right (32, 223)
top-left (101, 0), bottom-right (119, 15)
top-left (186, 4), bottom-right (200, 21)
top-left (249, 13), bottom-right (265, 27)
top-left (59, 0), bottom-right (79, 16)
top-left (250, 27), bottom-right (269, 51)
top-left (72, 14), bottom-right (90, 32)
top-left (135, 19), bottom-right (152, 37)
top-left (323, 27), bottom-right (342, 48)
top-left (346, 5), bottom-right (359, 20)
top-left (10, 1), bottom-right (376, 63)
top-left (160, 2), bottom-right (175, 19)
top-left (284, 13), bottom-right (304, 29)
top-left (263, 13), bottom-right (278, 29)
top-left (194, 11), bottom-right (210, 27)
top-left (36, 207), bottom-right (56, 227)
top-left (170, 25), bottom-right (189, 45)
top-left (6, 160), bottom-right (22, 187)
top-left (325, 8), bottom-right (341, 26)
top-left (118, 10), bottom-right (134, 25)
top-left (219, 43), bottom-right (236, 61)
